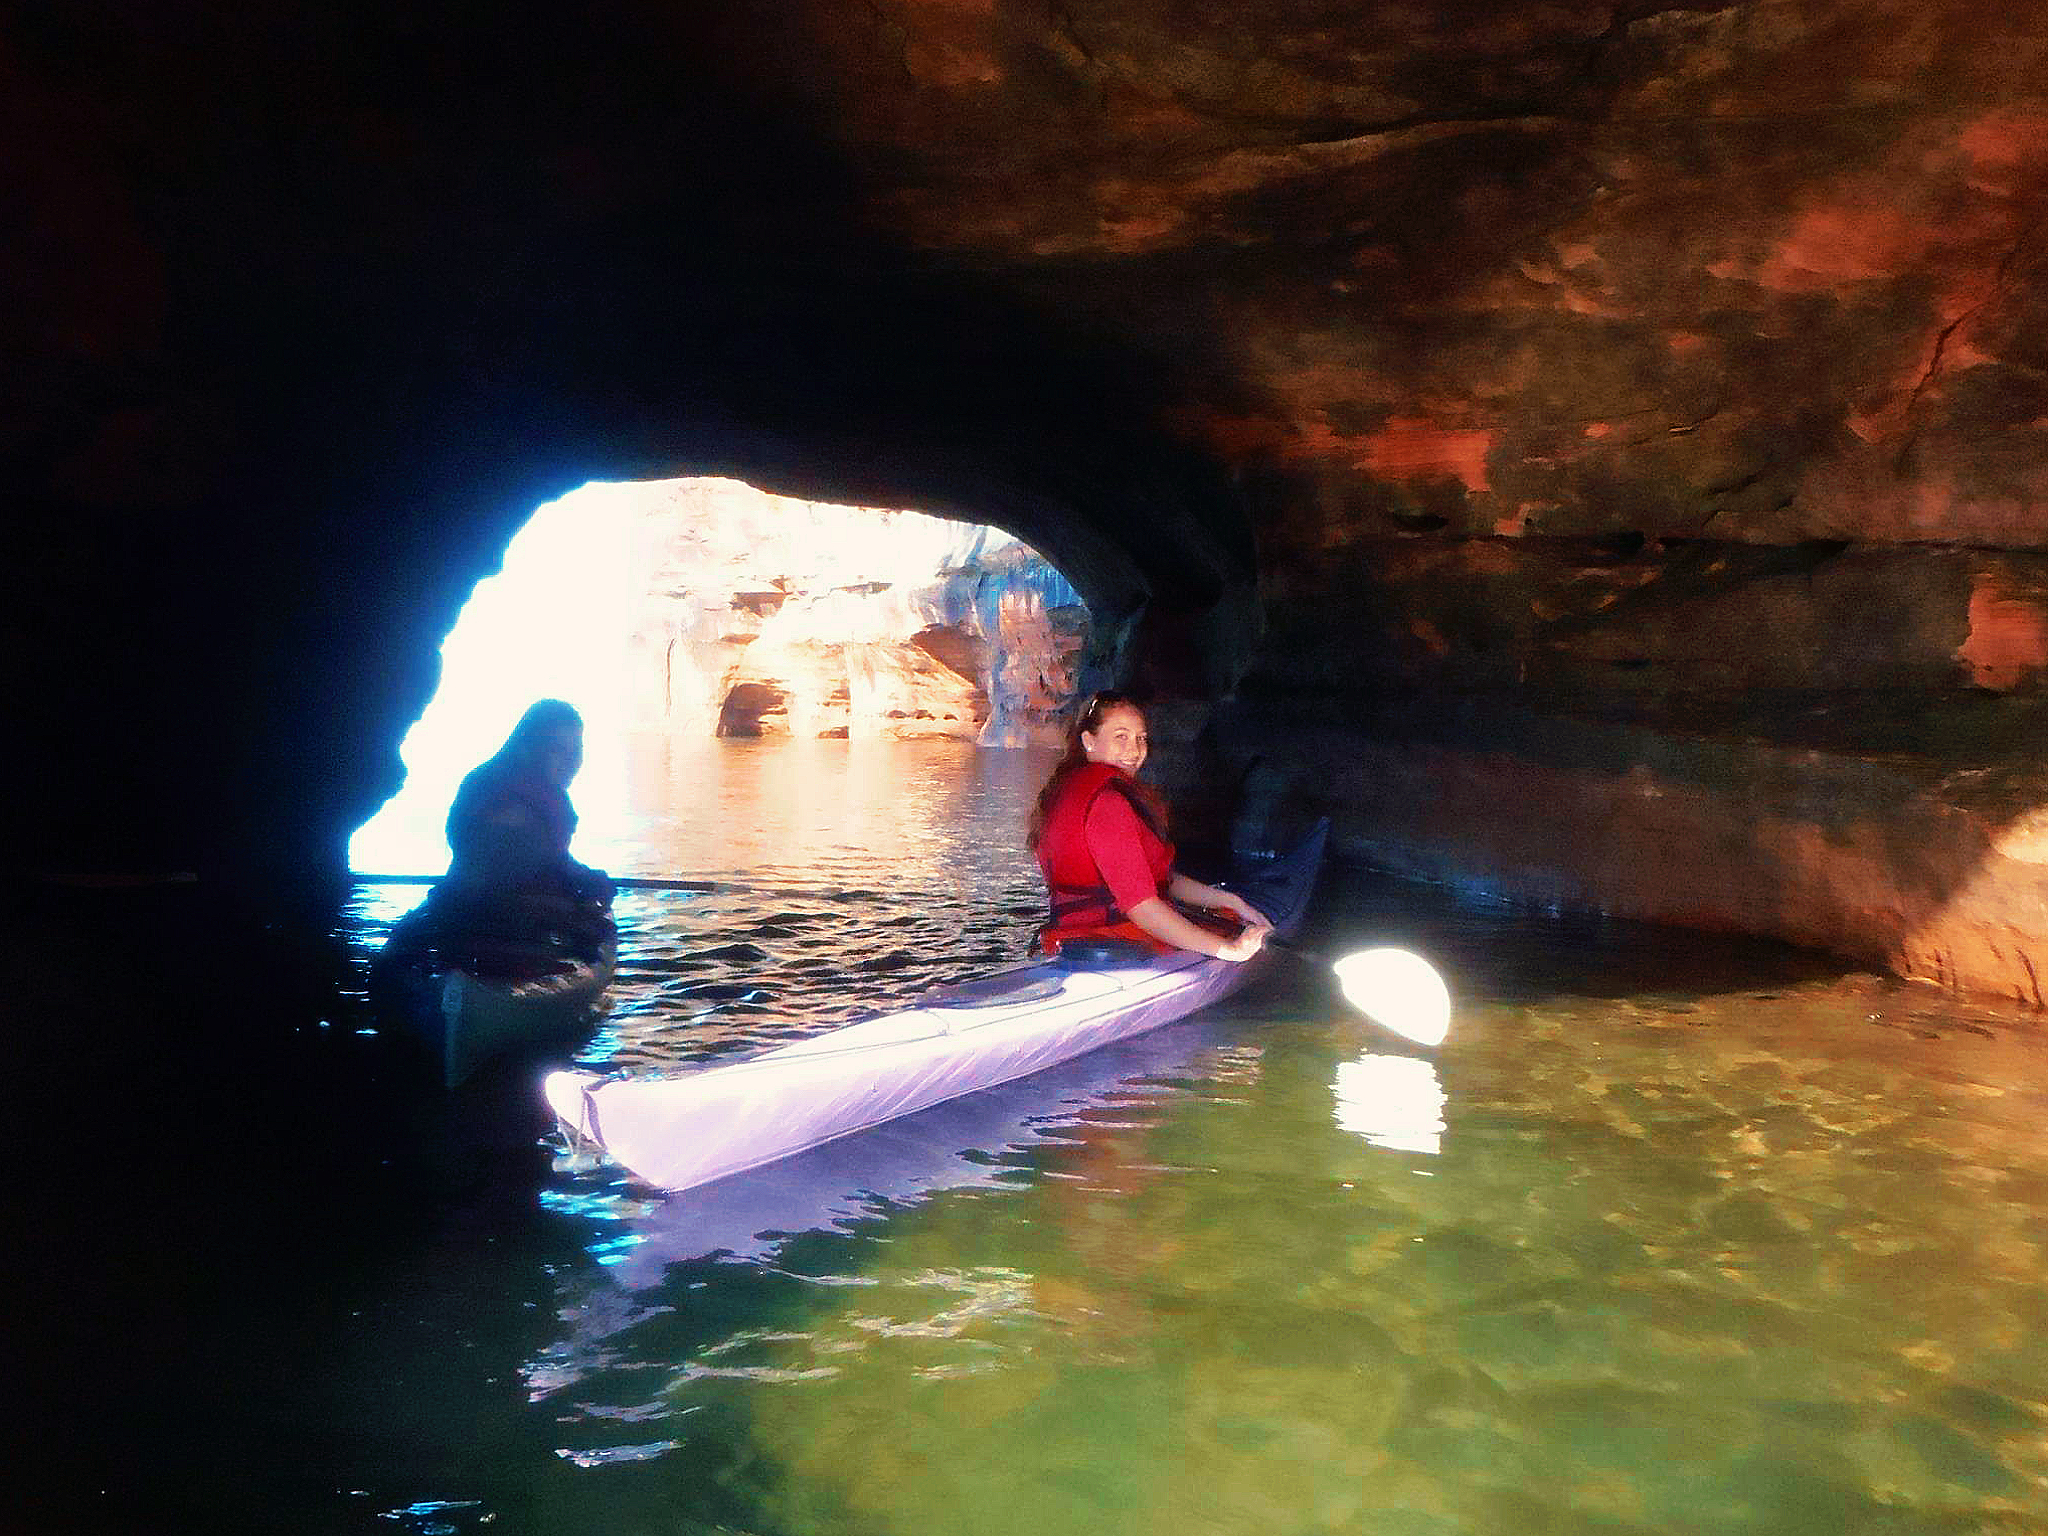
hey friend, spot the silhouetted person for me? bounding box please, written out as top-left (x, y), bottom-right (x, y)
top-left (385, 700), bottom-right (614, 973)
top-left (445, 699), bottom-right (613, 910)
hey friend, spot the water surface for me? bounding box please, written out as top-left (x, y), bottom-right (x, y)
top-left (320, 737), bottom-right (2048, 1534)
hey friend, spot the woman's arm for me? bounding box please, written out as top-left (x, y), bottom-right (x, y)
top-left (1124, 895), bottom-right (1267, 962)
top-left (1078, 793), bottom-right (1266, 960)
top-left (1165, 872), bottom-right (1271, 931)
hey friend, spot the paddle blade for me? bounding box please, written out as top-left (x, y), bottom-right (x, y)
top-left (1331, 948), bottom-right (1451, 1047)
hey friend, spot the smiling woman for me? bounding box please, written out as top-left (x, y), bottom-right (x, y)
top-left (1029, 691), bottom-right (1272, 961)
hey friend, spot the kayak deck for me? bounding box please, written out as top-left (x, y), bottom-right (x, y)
top-left (545, 820), bottom-right (1328, 1193)
top-left (375, 937), bottom-right (616, 1088)
top-left (441, 942), bottom-right (616, 1088)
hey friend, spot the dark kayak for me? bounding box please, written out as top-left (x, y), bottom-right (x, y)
top-left (372, 896), bottom-right (616, 1087)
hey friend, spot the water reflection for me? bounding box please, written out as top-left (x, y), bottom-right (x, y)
top-left (628, 1021), bottom-right (1220, 1270)
top-left (349, 736), bottom-right (1059, 1072)
top-left (585, 733), bottom-right (1053, 892)
top-left (323, 739), bottom-right (2048, 1536)
top-left (527, 1020), bottom-right (1229, 1405)
top-left (1331, 1051), bottom-right (1446, 1155)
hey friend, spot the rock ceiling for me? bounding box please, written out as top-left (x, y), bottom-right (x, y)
top-left (12, 2), bottom-right (2048, 994)
top-left (713, 1), bottom-right (2048, 551)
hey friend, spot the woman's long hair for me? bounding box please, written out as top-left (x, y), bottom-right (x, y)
top-left (1026, 690), bottom-right (1170, 851)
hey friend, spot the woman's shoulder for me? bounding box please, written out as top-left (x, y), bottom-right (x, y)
top-left (452, 755), bottom-right (512, 800)
top-left (1083, 783), bottom-right (1147, 832)
top-left (1054, 760), bottom-right (1125, 800)
top-left (450, 759), bottom-right (550, 829)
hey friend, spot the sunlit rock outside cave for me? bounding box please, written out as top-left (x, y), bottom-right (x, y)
top-left (349, 477), bottom-right (1091, 875)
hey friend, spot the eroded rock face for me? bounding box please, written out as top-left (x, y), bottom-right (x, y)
top-left (619, 479), bottom-right (1088, 747)
top-left (718, 0), bottom-right (2048, 1002)
top-left (9, 4), bottom-right (2048, 1002)
top-left (719, 2), bottom-right (2048, 547)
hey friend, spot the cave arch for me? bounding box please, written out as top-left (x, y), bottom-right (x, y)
top-left (344, 477), bottom-right (1118, 872)
top-left (716, 682), bottom-right (787, 738)
top-left (13, 0), bottom-right (2048, 1009)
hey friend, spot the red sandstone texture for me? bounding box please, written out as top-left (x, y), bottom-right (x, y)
top-left (714, 0), bottom-right (2048, 1003)
top-left (738, 1), bottom-right (2048, 549)
top-left (10, 3), bottom-right (2048, 999)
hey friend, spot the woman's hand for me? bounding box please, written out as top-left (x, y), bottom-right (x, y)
top-left (1210, 893), bottom-right (1272, 963)
top-left (1165, 873), bottom-right (1270, 932)
top-left (1215, 891), bottom-right (1270, 930)
top-left (573, 863), bottom-right (617, 906)
top-left (1214, 925), bottom-right (1267, 963)
top-left (1152, 877), bottom-right (1273, 961)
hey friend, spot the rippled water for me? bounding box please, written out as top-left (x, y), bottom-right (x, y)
top-left (333, 737), bottom-right (2048, 1536)
top-left (589, 737), bottom-right (1059, 1073)
top-left (357, 735), bottom-right (1058, 1073)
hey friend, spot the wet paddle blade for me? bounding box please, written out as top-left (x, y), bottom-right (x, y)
top-left (1331, 947), bottom-right (1452, 1047)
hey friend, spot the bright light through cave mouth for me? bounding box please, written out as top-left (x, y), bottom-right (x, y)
top-left (348, 477), bottom-right (1092, 876)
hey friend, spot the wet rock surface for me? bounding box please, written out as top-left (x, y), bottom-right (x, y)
top-left (618, 479), bottom-right (1089, 746)
top-left (8, 3), bottom-right (2048, 997)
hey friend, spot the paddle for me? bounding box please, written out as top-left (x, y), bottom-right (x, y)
top-left (1176, 897), bottom-right (1452, 1047)
top-left (349, 872), bottom-right (714, 892)
top-left (1262, 934), bottom-right (1452, 1048)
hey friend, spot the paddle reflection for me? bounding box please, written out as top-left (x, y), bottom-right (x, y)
top-left (1330, 1051), bottom-right (1445, 1155)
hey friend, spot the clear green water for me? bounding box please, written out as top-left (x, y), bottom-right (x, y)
top-left (331, 738), bottom-right (2048, 1536)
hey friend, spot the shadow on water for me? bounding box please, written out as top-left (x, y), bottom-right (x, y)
top-left (5, 876), bottom-right (612, 1534)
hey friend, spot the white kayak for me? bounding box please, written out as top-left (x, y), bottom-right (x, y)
top-left (544, 820), bottom-right (1328, 1193)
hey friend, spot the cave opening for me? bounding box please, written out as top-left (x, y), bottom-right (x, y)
top-left (347, 476), bottom-right (1094, 874)
top-left (716, 682), bottom-right (789, 737)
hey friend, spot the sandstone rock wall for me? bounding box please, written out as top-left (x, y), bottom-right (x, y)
top-left (671, 2), bottom-right (2048, 1003)
top-left (1200, 525), bottom-right (2048, 1005)
top-left (617, 479), bottom-right (1089, 747)
top-left (1213, 697), bottom-right (2048, 1010)
top-left (13, 3), bottom-right (2048, 1010)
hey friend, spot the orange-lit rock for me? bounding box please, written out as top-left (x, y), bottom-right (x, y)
top-left (1961, 570), bottom-right (2048, 691)
top-left (1218, 702), bottom-right (2048, 1011)
top-left (618, 479), bottom-right (1088, 746)
top-left (12, 1), bottom-right (2048, 1008)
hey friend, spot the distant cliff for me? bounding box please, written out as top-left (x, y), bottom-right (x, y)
top-left (621, 479), bottom-right (1090, 748)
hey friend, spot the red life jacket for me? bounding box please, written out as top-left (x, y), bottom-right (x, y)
top-left (1035, 761), bottom-right (1174, 945)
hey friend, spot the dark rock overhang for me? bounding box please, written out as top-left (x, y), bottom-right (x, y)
top-left (7, 3), bottom-right (2048, 944)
